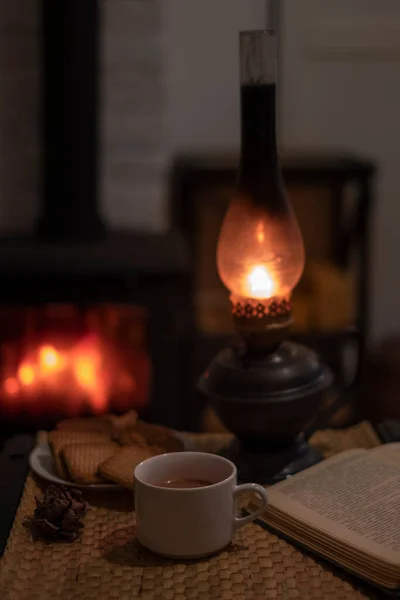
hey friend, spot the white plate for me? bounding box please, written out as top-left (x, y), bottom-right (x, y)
top-left (29, 443), bottom-right (125, 490)
top-left (29, 432), bottom-right (190, 491)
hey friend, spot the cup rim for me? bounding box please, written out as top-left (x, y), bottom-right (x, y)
top-left (134, 451), bottom-right (237, 491)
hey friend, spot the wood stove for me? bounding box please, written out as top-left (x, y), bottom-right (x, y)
top-left (0, 233), bottom-right (190, 437)
top-left (0, 1), bottom-right (191, 439)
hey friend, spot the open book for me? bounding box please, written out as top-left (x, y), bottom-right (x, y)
top-left (249, 443), bottom-right (400, 591)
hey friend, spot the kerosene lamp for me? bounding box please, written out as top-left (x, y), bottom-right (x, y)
top-left (199, 31), bottom-right (335, 483)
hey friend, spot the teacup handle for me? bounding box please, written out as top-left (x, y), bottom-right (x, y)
top-left (233, 483), bottom-right (268, 530)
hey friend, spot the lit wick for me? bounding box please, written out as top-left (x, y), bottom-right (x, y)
top-left (247, 265), bottom-right (274, 299)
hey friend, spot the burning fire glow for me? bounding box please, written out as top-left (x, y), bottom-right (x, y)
top-left (246, 264), bottom-right (275, 299)
top-left (18, 363), bottom-right (36, 386)
top-left (2, 335), bottom-right (147, 416)
top-left (39, 345), bottom-right (65, 373)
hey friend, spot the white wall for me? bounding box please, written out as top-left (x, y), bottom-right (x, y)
top-left (0, 0), bottom-right (167, 233)
top-left (280, 0), bottom-right (400, 341)
top-left (163, 0), bottom-right (268, 157)
top-left (0, 0), bottom-right (267, 233)
top-left (102, 0), bottom-right (166, 231)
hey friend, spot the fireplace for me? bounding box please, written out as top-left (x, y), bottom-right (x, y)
top-left (0, 1), bottom-right (191, 439)
top-left (0, 304), bottom-right (149, 422)
top-left (0, 233), bottom-right (190, 439)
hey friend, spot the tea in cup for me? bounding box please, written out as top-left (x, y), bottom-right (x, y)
top-left (134, 451), bottom-right (268, 558)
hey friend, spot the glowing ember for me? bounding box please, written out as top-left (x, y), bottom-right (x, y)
top-left (246, 265), bottom-right (275, 299)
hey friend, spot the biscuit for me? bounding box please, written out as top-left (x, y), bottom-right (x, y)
top-left (48, 431), bottom-right (110, 479)
top-left (118, 430), bottom-right (149, 450)
top-left (56, 417), bottom-right (115, 436)
top-left (97, 446), bottom-right (154, 490)
top-left (62, 441), bottom-right (119, 484)
top-left (119, 420), bottom-right (184, 453)
top-left (102, 410), bottom-right (138, 433)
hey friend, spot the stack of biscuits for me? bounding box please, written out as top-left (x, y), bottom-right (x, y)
top-left (47, 411), bottom-right (184, 489)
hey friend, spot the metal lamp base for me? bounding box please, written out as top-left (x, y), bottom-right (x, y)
top-left (219, 436), bottom-right (322, 484)
top-left (199, 338), bottom-right (334, 485)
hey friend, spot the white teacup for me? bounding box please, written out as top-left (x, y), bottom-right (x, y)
top-left (134, 451), bottom-right (268, 558)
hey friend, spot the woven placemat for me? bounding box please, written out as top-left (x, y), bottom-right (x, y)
top-left (0, 422), bottom-right (383, 600)
top-left (182, 421), bottom-right (380, 458)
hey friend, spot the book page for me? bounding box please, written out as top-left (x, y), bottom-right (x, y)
top-left (370, 443), bottom-right (400, 464)
top-left (267, 450), bottom-right (400, 565)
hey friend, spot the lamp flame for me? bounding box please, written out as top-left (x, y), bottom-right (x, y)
top-left (246, 265), bottom-right (275, 299)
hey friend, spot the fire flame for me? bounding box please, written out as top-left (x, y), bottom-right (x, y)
top-left (18, 363), bottom-right (36, 386)
top-left (246, 264), bottom-right (275, 299)
top-left (39, 345), bottom-right (65, 373)
top-left (2, 335), bottom-right (146, 416)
